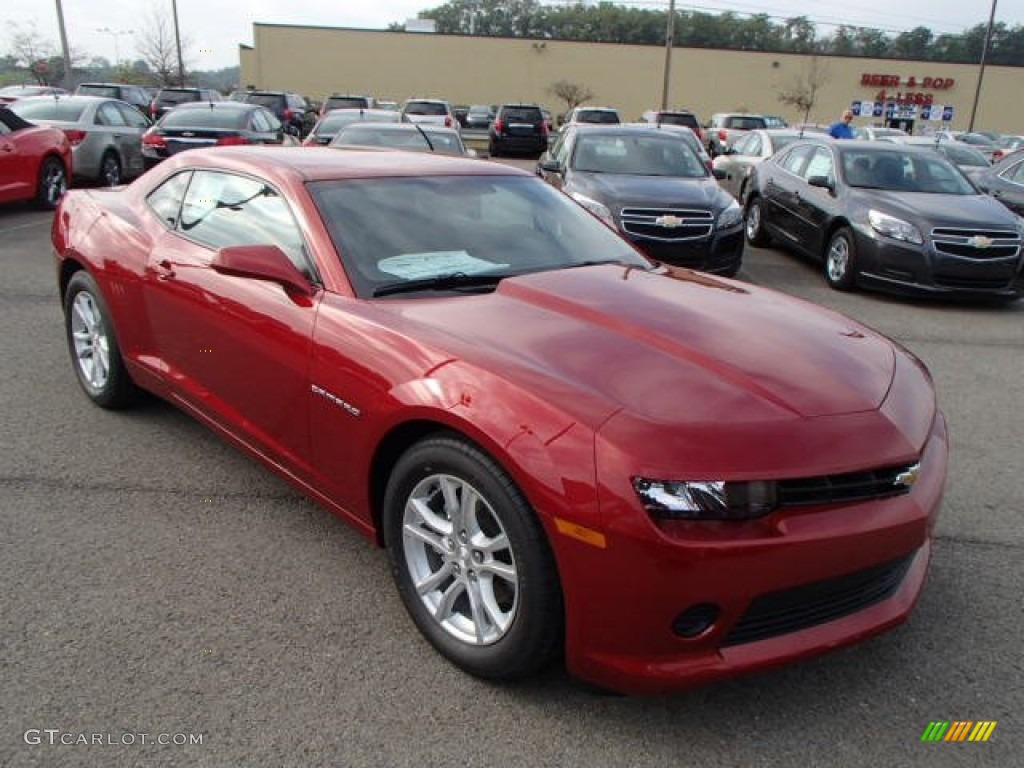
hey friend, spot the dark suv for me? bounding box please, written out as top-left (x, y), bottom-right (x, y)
top-left (150, 87), bottom-right (223, 120)
top-left (242, 91), bottom-right (308, 137)
top-left (489, 104), bottom-right (548, 157)
top-left (76, 82), bottom-right (152, 115)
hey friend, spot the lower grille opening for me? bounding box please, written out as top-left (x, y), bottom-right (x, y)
top-left (723, 552), bottom-right (915, 647)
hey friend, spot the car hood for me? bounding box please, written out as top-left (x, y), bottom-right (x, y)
top-left (391, 264), bottom-right (895, 429)
top-left (851, 189), bottom-right (1017, 227)
top-left (569, 173), bottom-right (732, 212)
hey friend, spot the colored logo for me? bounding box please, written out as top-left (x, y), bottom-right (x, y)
top-left (967, 235), bottom-right (994, 249)
top-left (921, 721), bottom-right (997, 742)
top-left (894, 463), bottom-right (921, 489)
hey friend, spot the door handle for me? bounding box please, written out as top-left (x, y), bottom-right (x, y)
top-left (156, 259), bottom-right (176, 280)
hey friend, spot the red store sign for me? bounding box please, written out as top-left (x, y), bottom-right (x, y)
top-left (860, 73), bottom-right (956, 89)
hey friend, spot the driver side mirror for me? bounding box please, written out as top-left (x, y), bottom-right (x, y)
top-left (539, 158), bottom-right (564, 174)
top-left (807, 175), bottom-right (835, 194)
top-left (212, 244), bottom-right (316, 297)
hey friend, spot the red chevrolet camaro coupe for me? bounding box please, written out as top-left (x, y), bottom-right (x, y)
top-left (0, 106), bottom-right (71, 209)
top-left (52, 147), bottom-right (947, 695)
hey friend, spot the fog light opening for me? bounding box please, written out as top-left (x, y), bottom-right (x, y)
top-left (672, 603), bottom-right (720, 638)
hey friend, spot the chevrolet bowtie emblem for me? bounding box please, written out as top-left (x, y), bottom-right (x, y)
top-left (967, 235), bottom-right (993, 248)
top-left (655, 215), bottom-right (684, 228)
top-left (894, 462), bottom-right (921, 488)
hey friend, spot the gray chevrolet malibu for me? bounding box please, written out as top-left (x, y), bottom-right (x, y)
top-left (9, 95), bottom-right (150, 186)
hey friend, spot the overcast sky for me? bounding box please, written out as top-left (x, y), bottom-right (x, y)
top-left (1, 0), bottom-right (1017, 71)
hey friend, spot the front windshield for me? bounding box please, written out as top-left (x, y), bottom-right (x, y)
top-left (841, 151), bottom-right (976, 194)
top-left (308, 175), bottom-right (648, 298)
top-left (572, 135), bottom-right (708, 177)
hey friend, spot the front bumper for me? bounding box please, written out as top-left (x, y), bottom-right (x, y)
top-left (625, 224), bottom-right (744, 275)
top-left (559, 412), bottom-right (947, 695)
top-left (853, 225), bottom-right (1022, 298)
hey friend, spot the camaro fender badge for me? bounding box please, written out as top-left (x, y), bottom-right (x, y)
top-left (894, 462), bottom-right (921, 488)
top-left (967, 235), bottom-right (993, 248)
top-left (311, 384), bottom-right (361, 417)
top-left (655, 214), bottom-right (684, 228)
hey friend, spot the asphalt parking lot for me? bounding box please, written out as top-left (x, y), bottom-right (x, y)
top-left (1, 167), bottom-right (1021, 766)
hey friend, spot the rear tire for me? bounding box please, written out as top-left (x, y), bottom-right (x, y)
top-left (744, 197), bottom-right (772, 247)
top-left (36, 157), bottom-right (67, 210)
top-left (64, 271), bottom-right (139, 409)
top-left (98, 152), bottom-right (122, 187)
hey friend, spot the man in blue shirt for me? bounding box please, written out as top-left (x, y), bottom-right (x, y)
top-left (829, 110), bottom-right (855, 139)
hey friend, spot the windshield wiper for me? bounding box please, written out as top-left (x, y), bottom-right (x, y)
top-left (372, 271), bottom-right (510, 297)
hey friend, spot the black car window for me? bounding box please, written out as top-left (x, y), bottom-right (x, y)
top-left (572, 135), bottom-right (705, 177)
top-left (78, 85), bottom-right (119, 98)
top-left (244, 93), bottom-right (284, 112)
top-left (10, 100), bottom-right (87, 121)
top-left (308, 175), bottom-right (645, 298)
top-left (158, 90), bottom-right (200, 105)
top-left (96, 102), bottom-right (128, 127)
top-left (161, 108), bottom-right (248, 130)
top-left (250, 109), bottom-right (272, 133)
top-left (803, 147), bottom-right (834, 181)
top-left (577, 110), bottom-right (619, 124)
top-left (502, 108), bottom-right (541, 123)
top-left (1000, 161), bottom-right (1024, 184)
top-left (779, 145), bottom-right (814, 176)
top-left (179, 171), bottom-right (311, 274)
top-left (146, 171), bottom-right (192, 228)
top-left (724, 116), bottom-right (766, 130)
top-left (326, 97), bottom-right (369, 110)
top-left (405, 102), bottom-right (447, 116)
top-left (116, 103), bottom-right (150, 129)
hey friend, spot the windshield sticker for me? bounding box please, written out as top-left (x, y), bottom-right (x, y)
top-left (378, 251), bottom-right (509, 280)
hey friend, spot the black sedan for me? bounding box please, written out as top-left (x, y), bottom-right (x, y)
top-left (537, 125), bottom-right (744, 276)
top-left (744, 141), bottom-right (1023, 299)
top-left (141, 102), bottom-right (295, 165)
top-left (971, 149), bottom-right (1024, 216)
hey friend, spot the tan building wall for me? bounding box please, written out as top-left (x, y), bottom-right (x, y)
top-left (239, 25), bottom-right (1024, 133)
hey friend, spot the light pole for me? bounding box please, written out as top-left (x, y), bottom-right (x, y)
top-left (171, 0), bottom-right (185, 86)
top-left (661, 0), bottom-right (676, 111)
top-left (55, 0), bottom-right (72, 88)
top-left (96, 27), bottom-right (134, 67)
top-left (968, 0), bottom-right (998, 132)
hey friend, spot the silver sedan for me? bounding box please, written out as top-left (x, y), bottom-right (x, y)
top-left (9, 95), bottom-right (150, 186)
top-left (713, 128), bottom-right (829, 202)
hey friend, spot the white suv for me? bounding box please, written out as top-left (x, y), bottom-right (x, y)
top-left (562, 107), bottom-right (621, 127)
top-left (401, 98), bottom-right (458, 131)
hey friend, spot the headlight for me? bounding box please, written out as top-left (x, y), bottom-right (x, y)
top-left (632, 477), bottom-right (778, 520)
top-left (868, 209), bottom-right (923, 245)
top-left (570, 192), bottom-right (616, 229)
top-left (717, 200), bottom-right (743, 229)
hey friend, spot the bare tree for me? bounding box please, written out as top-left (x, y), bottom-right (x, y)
top-left (9, 23), bottom-right (57, 84)
top-left (777, 56), bottom-right (831, 126)
top-left (136, 9), bottom-right (190, 85)
top-left (548, 80), bottom-right (595, 116)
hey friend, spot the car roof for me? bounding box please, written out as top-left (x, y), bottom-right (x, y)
top-left (14, 94), bottom-right (108, 105)
top-left (155, 146), bottom-right (526, 184)
top-left (569, 124), bottom-right (679, 138)
top-left (170, 101), bottom-right (256, 110)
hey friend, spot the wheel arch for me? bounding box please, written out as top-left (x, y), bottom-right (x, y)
top-left (822, 217), bottom-right (854, 258)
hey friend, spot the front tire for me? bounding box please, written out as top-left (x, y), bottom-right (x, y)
top-left (36, 156), bottom-right (67, 210)
top-left (824, 227), bottom-right (858, 291)
top-left (745, 197), bottom-right (772, 247)
top-left (383, 434), bottom-right (562, 681)
top-left (64, 271), bottom-right (139, 409)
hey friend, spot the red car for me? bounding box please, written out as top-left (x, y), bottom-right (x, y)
top-left (0, 106), bottom-right (71, 209)
top-left (52, 147), bottom-right (947, 695)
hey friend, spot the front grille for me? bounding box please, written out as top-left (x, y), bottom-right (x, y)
top-left (776, 462), bottom-right (918, 508)
top-left (620, 207), bottom-right (713, 242)
top-left (931, 227), bottom-right (1021, 261)
top-left (723, 553), bottom-right (915, 646)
